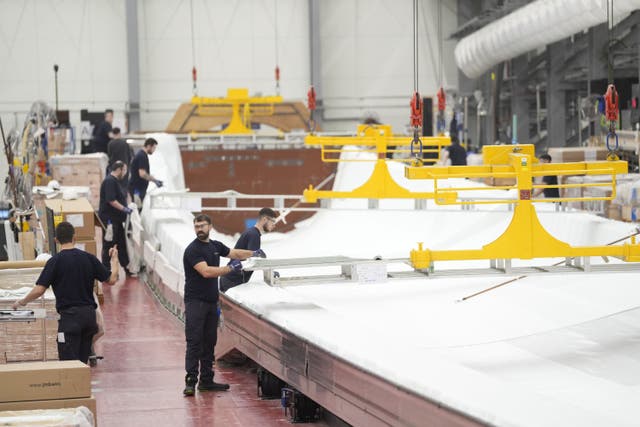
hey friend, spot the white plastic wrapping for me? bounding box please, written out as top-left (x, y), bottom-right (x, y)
top-left (0, 407), bottom-right (94, 427)
top-left (455, 0), bottom-right (640, 79)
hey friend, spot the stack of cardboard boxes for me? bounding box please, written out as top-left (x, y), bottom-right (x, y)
top-left (0, 313), bottom-right (59, 363)
top-left (1, 269), bottom-right (59, 363)
top-left (50, 154), bottom-right (108, 210)
top-left (47, 128), bottom-right (70, 156)
top-left (0, 361), bottom-right (96, 425)
top-left (43, 198), bottom-right (98, 257)
top-left (546, 147), bottom-right (610, 163)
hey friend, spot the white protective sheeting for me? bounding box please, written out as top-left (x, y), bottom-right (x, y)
top-left (228, 208), bottom-right (640, 427)
top-left (455, 0), bottom-right (640, 79)
top-left (145, 142), bottom-right (640, 425)
top-left (0, 407), bottom-right (94, 427)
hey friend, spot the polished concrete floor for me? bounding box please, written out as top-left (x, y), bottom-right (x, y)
top-left (92, 276), bottom-right (320, 427)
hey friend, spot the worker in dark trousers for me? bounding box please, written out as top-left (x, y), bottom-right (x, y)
top-left (182, 214), bottom-right (259, 396)
top-left (12, 222), bottom-right (119, 363)
top-left (107, 127), bottom-right (133, 194)
top-left (129, 137), bottom-right (162, 207)
top-left (220, 207), bottom-right (275, 293)
top-left (99, 161), bottom-right (133, 275)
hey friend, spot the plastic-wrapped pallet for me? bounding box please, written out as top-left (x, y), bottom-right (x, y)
top-left (49, 154), bottom-right (108, 209)
top-left (563, 174), bottom-right (640, 213)
top-left (613, 175), bottom-right (640, 206)
top-left (0, 407), bottom-right (94, 427)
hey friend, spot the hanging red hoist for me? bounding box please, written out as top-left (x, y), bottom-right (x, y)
top-left (275, 66), bottom-right (280, 84)
top-left (410, 91), bottom-right (423, 128)
top-left (604, 84), bottom-right (619, 124)
top-left (437, 87), bottom-right (446, 112)
top-left (307, 86), bottom-right (316, 112)
top-left (192, 66), bottom-right (198, 94)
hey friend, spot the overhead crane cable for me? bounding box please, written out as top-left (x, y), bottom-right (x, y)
top-left (410, 0), bottom-right (424, 160)
top-left (603, 0), bottom-right (619, 154)
top-left (274, 0), bottom-right (280, 94)
top-left (607, 0), bottom-right (613, 85)
top-left (413, 0), bottom-right (419, 93)
top-left (437, 0), bottom-right (443, 87)
top-left (189, 0), bottom-right (197, 95)
top-left (420, 3), bottom-right (439, 83)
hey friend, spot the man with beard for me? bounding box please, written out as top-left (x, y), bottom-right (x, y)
top-left (98, 161), bottom-right (132, 274)
top-left (219, 207), bottom-right (275, 293)
top-left (182, 214), bottom-right (262, 396)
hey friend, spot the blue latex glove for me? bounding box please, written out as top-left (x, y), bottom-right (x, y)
top-left (154, 179), bottom-right (164, 188)
top-left (123, 206), bottom-right (133, 215)
top-left (229, 259), bottom-right (243, 272)
top-left (252, 249), bottom-right (266, 258)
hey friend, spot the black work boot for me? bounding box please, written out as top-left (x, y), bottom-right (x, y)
top-left (197, 380), bottom-right (230, 392)
top-left (183, 375), bottom-right (197, 396)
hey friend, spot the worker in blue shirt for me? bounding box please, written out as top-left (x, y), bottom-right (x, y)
top-left (129, 137), bottom-right (162, 207)
top-left (220, 208), bottom-right (276, 293)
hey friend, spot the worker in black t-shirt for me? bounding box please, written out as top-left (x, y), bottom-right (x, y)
top-left (533, 153), bottom-right (560, 198)
top-left (99, 161), bottom-right (133, 274)
top-left (107, 127), bottom-right (133, 194)
top-left (220, 207), bottom-right (276, 293)
top-left (129, 137), bottom-right (162, 207)
top-left (92, 109), bottom-right (115, 154)
top-left (182, 214), bottom-right (259, 396)
top-left (440, 136), bottom-right (467, 166)
top-left (12, 222), bottom-right (119, 363)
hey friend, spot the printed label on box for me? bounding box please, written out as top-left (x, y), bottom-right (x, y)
top-left (75, 243), bottom-right (86, 251)
top-left (66, 213), bottom-right (84, 227)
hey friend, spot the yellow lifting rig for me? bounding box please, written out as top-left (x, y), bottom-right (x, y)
top-left (303, 124), bottom-right (450, 202)
top-left (404, 144), bottom-right (640, 269)
top-left (190, 88), bottom-right (283, 134)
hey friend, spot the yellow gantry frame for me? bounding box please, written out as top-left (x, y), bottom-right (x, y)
top-left (404, 144), bottom-right (640, 268)
top-left (303, 124), bottom-right (450, 202)
top-left (191, 88), bottom-right (283, 134)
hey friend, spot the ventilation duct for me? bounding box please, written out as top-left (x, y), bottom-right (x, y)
top-left (454, 0), bottom-right (640, 79)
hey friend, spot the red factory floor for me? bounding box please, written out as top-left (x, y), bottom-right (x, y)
top-left (92, 276), bottom-right (325, 427)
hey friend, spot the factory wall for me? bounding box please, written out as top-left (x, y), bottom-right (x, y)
top-left (0, 0), bottom-right (458, 196)
top-left (319, 0), bottom-right (458, 131)
top-left (0, 0), bottom-right (457, 131)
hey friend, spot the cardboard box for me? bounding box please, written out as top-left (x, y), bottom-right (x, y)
top-left (622, 205), bottom-right (638, 222)
top-left (608, 204), bottom-right (622, 221)
top-left (48, 128), bottom-right (69, 155)
top-left (0, 396), bottom-right (96, 425)
top-left (18, 232), bottom-right (36, 260)
top-left (0, 361), bottom-right (91, 403)
top-left (483, 177), bottom-right (516, 187)
top-left (56, 238), bottom-right (97, 257)
top-left (50, 154), bottom-right (108, 210)
top-left (547, 147), bottom-right (609, 163)
top-left (44, 198), bottom-right (95, 239)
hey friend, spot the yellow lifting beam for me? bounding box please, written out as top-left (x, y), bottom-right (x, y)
top-left (191, 88), bottom-right (283, 134)
top-left (303, 124), bottom-right (450, 202)
top-left (404, 144), bottom-right (640, 268)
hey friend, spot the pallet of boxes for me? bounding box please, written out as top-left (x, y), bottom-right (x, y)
top-left (49, 153), bottom-right (108, 211)
top-left (0, 267), bottom-right (58, 363)
top-left (0, 360), bottom-right (97, 426)
top-left (547, 147), bottom-right (640, 219)
top-left (610, 177), bottom-right (640, 222)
